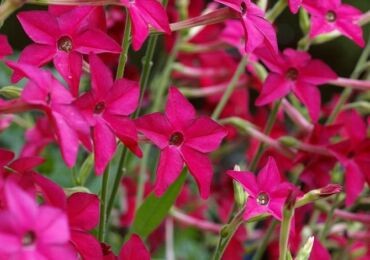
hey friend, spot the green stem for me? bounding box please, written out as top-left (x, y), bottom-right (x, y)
top-left (98, 164), bottom-right (110, 242)
top-left (326, 34), bottom-right (370, 124)
top-left (135, 144), bottom-right (150, 207)
top-left (279, 207), bottom-right (295, 260)
top-left (252, 220), bottom-right (278, 260)
top-left (266, 0), bottom-right (287, 22)
top-left (211, 55), bottom-right (248, 120)
top-left (115, 13), bottom-right (131, 79)
top-left (249, 100), bottom-right (282, 171)
top-left (213, 208), bottom-right (245, 260)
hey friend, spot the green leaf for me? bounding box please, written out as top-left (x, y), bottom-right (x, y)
top-left (131, 169), bottom-right (187, 239)
top-left (296, 236), bottom-right (315, 260)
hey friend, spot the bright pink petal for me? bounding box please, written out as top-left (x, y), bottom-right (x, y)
top-left (89, 54), bottom-right (113, 96)
top-left (289, 0), bottom-right (302, 14)
top-left (336, 20), bottom-right (365, 47)
top-left (257, 157), bottom-right (281, 192)
top-left (154, 146), bottom-right (183, 196)
top-left (226, 170), bottom-right (258, 196)
top-left (119, 234), bottom-right (150, 260)
top-left (135, 113), bottom-right (173, 149)
top-left (310, 238), bottom-right (331, 260)
top-left (70, 231), bottom-right (103, 260)
top-left (129, 6), bottom-right (151, 51)
top-left (0, 35), bottom-right (13, 58)
top-left (57, 6), bottom-right (97, 34)
top-left (165, 87), bottom-right (196, 130)
top-left (293, 82), bottom-right (321, 122)
top-left (17, 11), bottom-right (59, 44)
top-left (184, 116), bottom-right (228, 153)
top-left (344, 161), bottom-right (365, 206)
top-left (93, 118), bottom-right (117, 175)
top-left (0, 148), bottom-right (14, 166)
top-left (181, 146), bottom-right (213, 199)
top-left (74, 29), bottom-right (121, 54)
top-left (105, 79), bottom-right (140, 116)
top-left (256, 73), bottom-right (293, 106)
top-left (53, 51), bottom-right (82, 97)
top-left (37, 206), bottom-right (70, 244)
top-left (243, 198), bottom-right (268, 221)
top-left (300, 59), bottom-right (337, 84)
top-left (68, 192), bottom-right (100, 230)
top-left (135, 0), bottom-right (171, 33)
top-left (33, 173), bottom-right (67, 209)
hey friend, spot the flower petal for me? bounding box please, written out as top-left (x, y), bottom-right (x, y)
top-left (68, 192), bottom-right (100, 230)
top-left (257, 157), bottom-right (282, 192)
top-left (256, 73), bottom-right (293, 106)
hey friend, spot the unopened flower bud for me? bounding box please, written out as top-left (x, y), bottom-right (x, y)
top-left (0, 86), bottom-right (22, 99)
top-left (319, 184), bottom-right (342, 197)
top-left (232, 165), bottom-right (247, 208)
top-left (279, 136), bottom-right (299, 148)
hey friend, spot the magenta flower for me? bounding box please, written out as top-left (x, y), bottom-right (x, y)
top-left (215, 0), bottom-right (278, 53)
top-left (67, 192), bottom-right (102, 259)
top-left (0, 181), bottom-right (76, 259)
top-left (118, 234), bottom-right (150, 260)
top-left (255, 48), bottom-right (337, 122)
top-left (14, 6), bottom-right (121, 96)
top-left (303, 0), bottom-right (364, 47)
top-left (75, 54), bottom-right (142, 174)
top-left (6, 61), bottom-right (90, 168)
top-left (0, 35), bottom-right (12, 59)
top-left (289, 0), bottom-right (302, 14)
top-left (136, 87), bottom-right (228, 199)
top-left (226, 157), bottom-right (295, 220)
top-left (120, 0), bottom-right (171, 50)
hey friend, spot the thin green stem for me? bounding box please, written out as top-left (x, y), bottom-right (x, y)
top-left (135, 144), bottom-right (150, 207)
top-left (249, 100), bottom-right (282, 171)
top-left (116, 13), bottom-right (131, 79)
top-left (266, 0), bottom-right (287, 22)
top-left (279, 208), bottom-right (294, 260)
top-left (326, 34), bottom-right (370, 124)
top-left (213, 208), bottom-right (245, 260)
top-left (252, 220), bottom-right (278, 260)
top-left (211, 55), bottom-right (248, 120)
top-left (98, 164), bottom-right (110, 242)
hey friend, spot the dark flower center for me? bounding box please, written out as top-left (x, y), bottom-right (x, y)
top-left (22, 231), bottom-right (36, 246)
top-left (240, 2), bottom-right (247, 14)
top-left (285, 68), bottom-right (299, 81)
top-left (169, 132), bottom-right (184, 146)
top-left (57, 36), bottom-right (73, 52)
top-left (325, 11), bottom-right (337, 23)
top-left (46, 92), bottom-right (51, 104)
top-left (256, 192), bottom-right (270, 206)
top-left (94, 102), bottom-right (106, 114)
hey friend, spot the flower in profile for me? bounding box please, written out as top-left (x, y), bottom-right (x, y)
top-left (226, 157), bottom-right (296, 220)
top-left (0, 35), bottom-right (12, 59)
top-left (119, 0), bottom-right (171, 50)
top-left (0, 181), bottom-right (76, 259)
top-left (215, 0), bottom-right (278, 53)
top-left (74, 54), bottom-right (142, 174)
top-left (118, 234), bottom-right (150, 260)
top-left (255, 48), bottom-right (337, 122)
top-left (14, 6), bottom-right (121, 96)
top-left (303, 0), bottom-right (364, 47)
top-left (136, 87), bottom-right (228, 199)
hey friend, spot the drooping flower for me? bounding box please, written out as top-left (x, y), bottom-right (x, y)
top-left (14, 6), bottom-right (121, 96)
top-left (74, 54), bottom-right (142, 174)
top-left (215, 0), bottom-right (278, 53)
top-left (303, 0), bottom-right (364, 47)
top-left (136, 87), bottom-right (228, 199)
top-left (255, 48), bottom-right (337, 122)
top-left (6, 61), bottom-right (90, 168)
top-left (118, 234), bottom-right (150, 260)
top-left (226, 157), bottom-right (296, 220)
top-left (119, 0), bottom-right (171, 51)
top-left (0, 181), bottom-right (76, 259)
top-left (0, 35), bottom-right (13, 59)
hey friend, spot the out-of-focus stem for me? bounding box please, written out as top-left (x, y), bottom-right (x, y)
top-left (0, 0), bottom-right (24, 27)
top-left (266, 0), bottom-right (287, 22)
top-left (252, 220), bottom-right (278, 260)
top-left (282, 99), bottom-right (314, 133)
top-left (165, 218), bottom-right (175, 260)
top-left (116, 13), bottom-right (131, 79)
top-left (98, 164), bottom-right (110, 242)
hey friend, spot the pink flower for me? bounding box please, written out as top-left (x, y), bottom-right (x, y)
top-left (289, 0), bottom-right (302, 14)
top-left (255, 48), bottom-right (337, 122)
top-left (215, 0), bottom-right (278, 53)
top-left (75, 54), bottom-right (142, 174)
top-left (67, 192), bottom-right (102, 259)
top-left (120, 0), bottom-right (171, 50)
top-left (136, 87), bottom-right (228, 199)
top-left (226, 157), bottom-right (295, 220)
top-left (303, 0), bottom-right (364, 47)
top-left (14, 6), bottom-right (121, 96)
top-left (0, 35), bottom-right (12, 58)
top-left (118, 234), bottom-right (150, 260)
top-left (0, 181), bottom-right (75, 259)
top-left (6, 61), bottom-right (90, 168)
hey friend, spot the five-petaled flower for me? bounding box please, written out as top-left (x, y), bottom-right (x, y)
top-left (136, 87), bottom-right (228, 199)
top-left (14, 6), bottom-right (121, 96)
top-left (75, 54), bottom-right (142, 175)
top-left (255, 48), bottom-right (337, 122)
top-left (226, 157), bottom-right (296, 220)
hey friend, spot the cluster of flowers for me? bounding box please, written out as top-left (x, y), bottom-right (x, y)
top-left (0, 0), bottom-right (369, 259)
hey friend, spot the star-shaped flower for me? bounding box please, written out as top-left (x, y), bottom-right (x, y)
top-left (136, 87), bottom-right (228, 198)
top-left (227, 157), bottom-right (295, 220)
